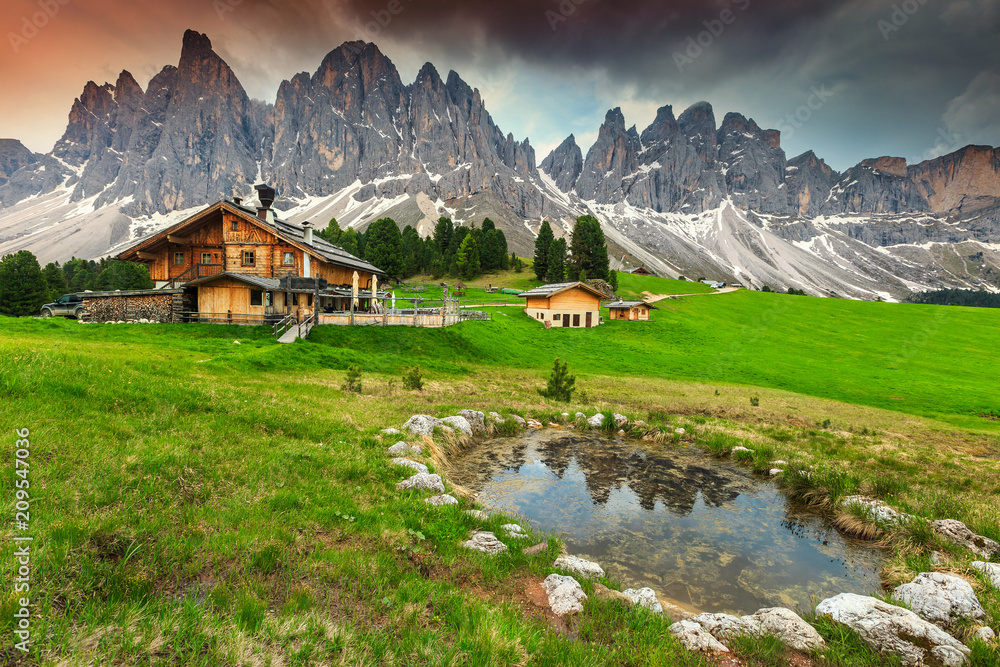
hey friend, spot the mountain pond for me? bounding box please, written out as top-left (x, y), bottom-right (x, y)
top-left (447, 429), bottom-right (884, 616)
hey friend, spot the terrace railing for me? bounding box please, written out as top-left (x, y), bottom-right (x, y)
top-left (165, 263), bottom-right (224, 288)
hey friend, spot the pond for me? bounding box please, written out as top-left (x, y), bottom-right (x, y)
top-left (447, 429), bottom-right (884, 616)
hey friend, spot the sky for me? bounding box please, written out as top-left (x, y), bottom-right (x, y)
top-left (1, 0), bottom-right (998, 172)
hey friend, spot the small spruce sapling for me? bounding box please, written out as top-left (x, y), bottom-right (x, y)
top-left (403, 366), bottom-right (423, 391)
top-left (538, 357), bottom-right (576, 402)
top-left (342, 366), bottom-right (362, 393)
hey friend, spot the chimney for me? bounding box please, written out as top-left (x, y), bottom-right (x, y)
top-left (233, 196), bottom-right (242, 206)
top-left (254, 184), bottom-right (276, 223)
top-left (302, 221), bottom-right (313, 245)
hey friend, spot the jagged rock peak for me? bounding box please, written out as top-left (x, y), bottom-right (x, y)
top-left (415, 61), bottom-right (444, 86)
top-left (541, 134), bottom-right (583, 192)
top-left (860, 156), bottom-right (908, 178)
top-left (678, 101), bottom-right (716, 132)
top-left (639, 105), bottom-right (679, 146)
top-left (113, 70), bottom-right (143, 103)
top-left (789, 150), bottom-right (835, 179)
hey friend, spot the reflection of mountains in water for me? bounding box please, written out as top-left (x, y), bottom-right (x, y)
top-left (462, 433), bottom-right (752, 516)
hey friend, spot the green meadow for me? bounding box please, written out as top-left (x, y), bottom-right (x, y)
top-left (1, 275), bottom-right (999, 665)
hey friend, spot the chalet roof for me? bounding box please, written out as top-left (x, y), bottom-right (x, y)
top-left (608, 300), bottom-right (659, 310)
top-left (185, 272), bottom-right (281, 290)
top-left (518, 281), bottom-right (608, 300)
top-left (117, 199), bottom-right (384, 276)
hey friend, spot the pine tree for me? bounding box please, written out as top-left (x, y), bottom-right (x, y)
top-left (0, 250), bottom-right (50, 316)
top-left (608, 269), bottom-right (619, 292)
top-left (401, 225), bottom-right (422, 277)
top-left (434, 217), bottom-right (454, 255)
top-left (538, 357), bottom-right (576, 402)
top-left (569, 215), bottom-right (609, 281)
top-left (42, 262), bottom-right (67, 300)
top-left (533, 220), bottom-right (554, 281)
top-left (338, 228), bottom-right (360, 258)
top-left (364, 218), bottom-right (404, 279)
top-left (545, 238), bottom-right (567, 283)
top-left (454, 234), bottom-right (481, 280)
top-left (315, 217), bottom-right (341, 243)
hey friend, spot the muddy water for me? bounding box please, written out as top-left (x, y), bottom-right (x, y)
top-left (448, 429), bottom-right (884, 616)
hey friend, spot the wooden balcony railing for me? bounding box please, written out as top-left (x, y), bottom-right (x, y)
top-left (165, 263), bottom-right (224, 288)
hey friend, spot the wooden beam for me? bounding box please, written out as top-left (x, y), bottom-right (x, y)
top-left (167, 235), bottom-right (190, 245)
top-left (136, 251), bottom-right (158, 261)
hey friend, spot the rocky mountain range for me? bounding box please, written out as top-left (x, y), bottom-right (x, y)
top-left (2, 29), bottom-right (999, 299)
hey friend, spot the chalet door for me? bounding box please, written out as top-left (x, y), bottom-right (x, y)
top-left (562, 315), bottom-right (570, 328)
top-left (573, 314), bottom-right (580, 327)
top-left (586, 312), bottom-right (592, 328)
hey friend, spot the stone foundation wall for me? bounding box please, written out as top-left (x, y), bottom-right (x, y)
top-left (81, 290), bottom-right (186, 323)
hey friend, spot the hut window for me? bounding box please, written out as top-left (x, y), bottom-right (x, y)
top-left (250, 290), bottom-right (264, 306)
top-left (554, 313), bottom-right (561, 320)
top-left (173, 252), bottom-right (184, 266)
top-left (232, 220), bottom-right (239, 231)
top-left (283, 252), bottom-right (294, 265)
top-left (201, 252), bottom-right (212, 264)
top-left (242, 250), bottom-right (255, 266)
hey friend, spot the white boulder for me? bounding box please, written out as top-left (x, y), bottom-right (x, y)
top-left (892, 572), bottom-right (985, 629)
top-left (403, 415), bottom-right (443, 436)
top-left (842, 496), bottom-right (911, 524)
top-left (442, 415), bottom-right (473, 436)
top-left (396, 472), bottom-right (445, 493)
top-left (463, 531), bottom-right (508, 555)
top-left (464, 509), bottom-right (490, 521)
top-left (746, 607), bottom-right (826, 652)
top-left (553, 555), bottom-right (605, 579)
top-left (508, 415), bottom-right (526, 427)
top-left (502, 523), bottom-right (531, 539)
top-left (458, 410), bottom-right (486, 433)
top-left (972, 561), bottom-right (1000, 589)
top-left (425, 494), bottom-right (459, 506)
top-left (932, 520), bottom-right (1000, 559)
top-left (613, 413), bottom-right (628, 427)
top-left (732, 446), bottom-right (754, 454)
top-left (386, 441), bottom-right (412, 456)
top-left (670, 620), bottom-right (729, 653)
top-left (587, 413), bottom-right (605, 428)
top-left (815, 593), bottom-right (969, 666)
top-left (541, 574), bottom-right (587, 616)
top-left (974, 626), bottom-right (996, 643)
top-left (622, 588), bottom-right (663, 614)
top-left (391, 458), bottom-right (429, 475)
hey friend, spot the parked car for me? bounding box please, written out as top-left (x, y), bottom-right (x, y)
top-left (40, 294), bottom-right (85, 319)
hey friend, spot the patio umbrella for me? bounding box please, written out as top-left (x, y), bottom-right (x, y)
top-left (391, 290), bottom-right (396, 310)
top-left (371, 273), bottom-right (378, 312)
top-left (352, 271), bottom-right (359, 308)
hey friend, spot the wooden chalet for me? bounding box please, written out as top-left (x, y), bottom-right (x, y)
top-left (117, 185), bottom-right (384, 324)
top-left (628, 266), bottom-right (654, 276)
top-left (519, 281), bottom-right (606, 328)
top-left (607, 300), bottom-right (658, 321)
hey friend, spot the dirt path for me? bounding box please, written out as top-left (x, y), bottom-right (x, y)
top-left (642, 287), bottom-right (739, 303)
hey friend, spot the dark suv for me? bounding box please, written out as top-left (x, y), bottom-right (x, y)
top-left (40, 294), bottom-right (85, 319)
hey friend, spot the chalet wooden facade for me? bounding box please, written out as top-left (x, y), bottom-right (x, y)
top-left (519, 282), bottom-right (606, 328)
top-left (607, 300), bottom-right (658, 321)
top-left (117, 186), bottom-right (384, 323)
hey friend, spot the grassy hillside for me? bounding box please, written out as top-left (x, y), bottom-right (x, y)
top-left (312, 290), bottom-right (1000, 431)
top-left (1, 288), bottom-right (999, 665)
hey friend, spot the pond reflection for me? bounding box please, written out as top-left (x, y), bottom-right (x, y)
top-left (448, 430), bottom-right (884, 615)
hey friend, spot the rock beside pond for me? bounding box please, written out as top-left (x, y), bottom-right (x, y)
top-left (575, 412), bottom-right (587, 421)
top-left (464, 509), bottom-right (490, 521)
top-left (442, 415), bottom-right (473, 436)
top-left (732, 446), bottom-right (754, 454)
top-left (746, 607), bottom-right (826, 652)
top-left (391, 457), bottom-right (429, 474)
top-left (815, 592), bottom-right (969, 666)
top-left (553, 555), bottom-right (605, 579)
top-left (463, 531), bottom-right (508, 555)
top-left (593, 583), bottom-right (631, 604)
top-left (403, 415), bottom-right (443, 436)
top-left (613, 413), bottom-right (628, 427)
top-left (386, 441), bottom-right (412, 455)
top-left (458, 410), bottom-right (486, 433)
top-left (425, 494), bottom-right (459, 506)
top-left (670, 619), bottom-right (730, 653)
top-left (488, 411), bottom-right (503, 422)
top-left (769, 468), bottom-right (783, 476)
top-left (932, 520), bottom-right (1000, 559)
top-left (892, 572), bottom-right (985, 629)
top-left (685, 613), bottom-right (757, 642)
top-left (381, 428), bottom-right (402, 436)
top-left (524, 542), bottom-right (548, 556)
top-left (622, 588), bottom-right (663, 614)
top-left (396, 472), bottom-right (445, 493)
top-left (509, 415), bottom-right (526, 427)
top-left (972, 561), bottom-right (1000, 589)
top-left (541, 574), bottom-right (587, 616)
top-left (841, 495), bottom-right (911, 524)
top-left (503, 523), bottom-right (531, 539)
top-left (587, 413), bottom-right (605, 428)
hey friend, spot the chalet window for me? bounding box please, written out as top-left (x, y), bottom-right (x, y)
top-left (573, 314), bottom-right (580, 327)
top-left (232, 220), bottom-right (239, 231)
top-left (173, 252), bottom-right (184, 266)
top-left (554, 313), bottom-right (561, 320)
top-left (242, 250), bottom-right (255, 266)
top-left (250, 290), bottom-right (264, 307)
top-left (201, 252), bottom-right (211, 265)
top-left (283, 252), bottom-right (294, 265)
